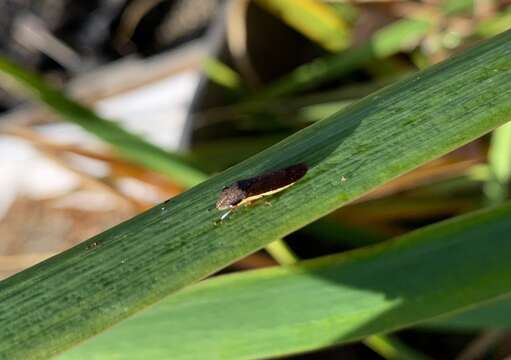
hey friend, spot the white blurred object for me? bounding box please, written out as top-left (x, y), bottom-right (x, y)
top-left (35, 123), bottom-right (106, 150)
top-left (0, 136), bottom-right (80, 219)
top-left (0, 51), bottom-right (202, 218)
top-left (52, 190), bottom-right (120, 211)
top-left (116, 177), bottom-right (163, 204)
top-left (95, 70), bottom-right (199, 150)
top-left (63, 153), bottom-right (111, 178)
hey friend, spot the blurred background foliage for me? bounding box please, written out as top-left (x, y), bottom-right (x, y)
top-left (1, 0), bottom-right (511, 359)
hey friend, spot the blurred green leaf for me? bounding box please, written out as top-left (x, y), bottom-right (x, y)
top-left (202, 57), bottom-right (244, 91)
top-left (0, 57), bottom-right (206, 188)
top-left (256, 0), bottom-right (351, 52)
top-left (365, 334), bottom-right (432, 360)
top-left (253, 18), bottom-right (432, 100)
top-left (429, 296), bottom-right (511, 330)
top-left (63, 201), bottom-right (511, 359)
top-left (301, 218), bottom-right (388, 247)
top-left (298, 100), bottom-right (352, 122)
top-left (484, 122), bottom-right (511, 204)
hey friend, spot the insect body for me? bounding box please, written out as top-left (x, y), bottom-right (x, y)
top-left (216, 163), bottom-right (308, 220)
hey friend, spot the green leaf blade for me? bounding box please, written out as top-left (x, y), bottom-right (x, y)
top-left (255, 0), bottom-right (352, 52)
top-left (0, 57), bottom-right (207, 188)
top-left (254, 18), bottom-right (432, 100)
top-left (63, 201), bottom-right (511, 359)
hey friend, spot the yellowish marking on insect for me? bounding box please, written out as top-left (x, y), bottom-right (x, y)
top-left (235, 182), bottom-right (295, 207)
top-left (216, 163), bottom-right (308, 221)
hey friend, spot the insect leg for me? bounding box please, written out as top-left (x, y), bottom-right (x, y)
top-left (220, 209), bottom-right (232, 221)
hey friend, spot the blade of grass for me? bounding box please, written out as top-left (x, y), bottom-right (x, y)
top-left (1, 30), bottom-right (511, 359)
top-left (265, 241), bottom-right (428, 360)
top-left (364, 335), bottom-right (432, 360)
top-left (429, 99), bottom-right (511, 333)
top-left (0, 57), bottom-right (206, 188)
top-left (255, 0), bottom-right (351, 52)
top-left (297, 100), bottom-right (353, 122)
top-left (62, 200), bottom-right (511, 360)
top-left (202, 57), bottom-right (245, 92)
top-left (301, 218), bottom-right (388, 247)
top-left (428, 296), bottom-right (511, 330)
top-left (265, 239), bottom-right (298, 265)
top-left (189, 135), bottom-right (286, 173)
top-left (432, 100), bottom-right (511, 333)
top-left (484, 122), bottom-right (511, 204)
top-left (251, 18), bottom-right (432, 100)
top-left (194, 75), bottom-right (399, 125)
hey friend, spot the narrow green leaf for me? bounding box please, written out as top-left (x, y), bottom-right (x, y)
top-left (1, 30), bottom-right (511, 359)
top-left (364, 335), bottom-right (432, 360)
top-left (429, 296), bottom-right (511, 330)
top-left (302, 218), bottom-right (387, 247)
top-left (265, 225), bottom-right (424, 360)
top-left (298, 100), bottom-right (352, 122)
top-left (488, 123), bottom-right (511, 184)
top-left (0, 57), bottom-right (206, 188)
top-left (253, 18), bottom-right (432, 100)
top-left (265, 239), bottom-right (298, 265)
top-left (255, 0), bottom-right (351, 52)
top-left (202, 57), bottom-right (244, 91)
top-left (265, 238), bottom-right (425, 360)
top-left (484, 122), bottom-right (511, 203)
top-left (62, 201), bottom-right (511, 359)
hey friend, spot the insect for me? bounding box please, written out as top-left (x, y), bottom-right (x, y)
top-left (216, 163), bottom-right (308, 221)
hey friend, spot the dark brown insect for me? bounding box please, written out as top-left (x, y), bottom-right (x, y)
top-left (216, 163), bottom-right (308, 220)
